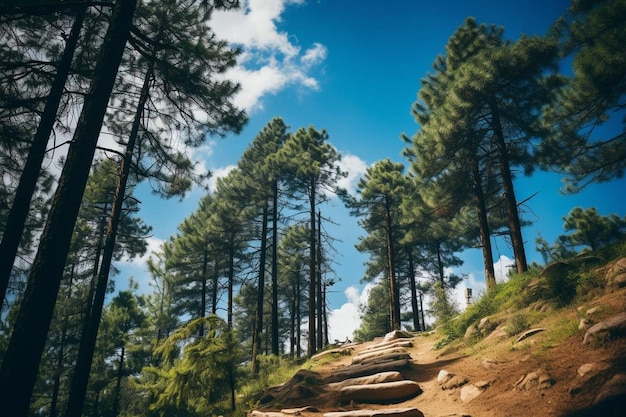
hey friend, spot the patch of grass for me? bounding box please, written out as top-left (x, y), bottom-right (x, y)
top-left (505, 314), bottom-right (530, 337)
top-left (541, 317), bottom-right (579, 349)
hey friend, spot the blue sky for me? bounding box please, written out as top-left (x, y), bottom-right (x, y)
top-left (119, 0), bottom-right (626, 340)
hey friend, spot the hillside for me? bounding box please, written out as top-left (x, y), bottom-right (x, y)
top-left (248, 257), bottom-right (626, 417)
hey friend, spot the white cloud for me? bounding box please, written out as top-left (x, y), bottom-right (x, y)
top-left (208, 164), bottom-right (237, 192)
top-left (336, 153), bottom-right (367, 195)
top-left (494, 254), bottom-right (515, 283)
top-left (211, 0), bottom-right (327, 112)
top-left (327, 282), bottom-right (376, 342)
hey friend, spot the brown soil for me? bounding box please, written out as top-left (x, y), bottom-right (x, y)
top-left (255, 288), bottom-right (626, 417)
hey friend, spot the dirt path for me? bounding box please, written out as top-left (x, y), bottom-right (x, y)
top-left (253, 288), bottom-right (626, 417)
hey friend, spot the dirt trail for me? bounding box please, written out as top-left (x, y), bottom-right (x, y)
top-left (253, 288), bottom-right (626, 417)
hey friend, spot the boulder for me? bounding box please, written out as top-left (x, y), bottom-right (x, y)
top-left (353, 348), bottom-right (408, 364)
top-left (324, 359), bottom-right (411, 383)
top-left (437, 369), bottom-right (453, 384)
top-left (583, 312), bottom-right (626, 344)
top-left (281, 406), bottom-right (319, 415)
top-left (460, 381), bottom-right (489, 402)
top-left (382, 330), bottom-right (413, 343)
top-left (354, 352), bottom-right (411, 366)
top-left (514, 368), bottom-right (553, 391)
top-left (441, 374), bottom-right (469, 390)
top-left (363, 339), bottom-right (413, 353)
top-left (606, 257), bottom-right (626, 288)
top-left (340, 380), bottom-right (422, 403)
top-left (327, 371), bottom-right (404, 390)
top-left (324, 408), bottom-right (424, 417)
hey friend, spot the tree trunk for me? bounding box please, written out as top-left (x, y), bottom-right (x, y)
top-left (65, 25), bottom-right (150, 417)
top-left (0, 6), bottom-right (86, 305)
top-left (252, 199), bottom-right (268, 375)
top-left (385, 196), bottom-right (401, 330)
top-left (227, 247), bottom-right (234, 328)
top-left (316, 210), bottom-right (323, 349)
top-left (199, 250), bottom-right (208, 337)
top-left (489, 99), bottom-right (528, 274)
top-left (0, 2), bottom-right (136, 415)
top-left (308, 179), bottom-right (317, 355)
top-left (112, 345), bottom-right (125, 417)
top-left (471, 157), bottom-right (496, 290)
top-left (271, 181), bottom-right (279, 355)
top-left (407, 249), bottom-right (420, 331)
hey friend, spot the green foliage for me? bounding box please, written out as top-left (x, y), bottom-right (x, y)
top-left (142, 316), bottom-right (241, 417)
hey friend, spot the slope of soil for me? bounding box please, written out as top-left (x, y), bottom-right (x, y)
top-left (251, 287), bottom-right (626, 417)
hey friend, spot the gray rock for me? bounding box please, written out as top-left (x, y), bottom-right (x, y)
top-left (327, 371), bottom-right (403, 390)
top-left (441, 374), bottom-right (469, 390)
top-left (460, 382), bottom-right (488, 403)
top-left (514, 368), bottom-right (553, 391)
top-left (339, 380), bottom-right (422, 403)
top-left (437, 369), bottom-right (452, 384)
top-left (583, 312), bottom-right (626, 344)
top-left (324, 408), bottom-right (424, 417)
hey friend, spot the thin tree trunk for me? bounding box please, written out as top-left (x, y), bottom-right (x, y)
top-left (271, 181), bottom-right (279, 355)
top-left (199, 250), bottom-right (208, 337)
top-left (406, 249), bottom-right (420, 331)
top-left (385, 196), bottom-right (400, 330)
top-left (112, 345), bottom-right (125, 417)
top-left (489, 99), bottom-right (528, 274)
top-left (252, 200), bottom-right (268, 374)
top-left (308, 180), bottom-right (317, 355)
top-left (227, 247), bottom-right (234, 328)
top-left (0, 6), bottom-right (86, 306)
top-left (0, 3), bottom-right (136, 415)
top-left (471, 157), bottom-right (496, 290)
top-left (316, 210), bottom-right (323, 349)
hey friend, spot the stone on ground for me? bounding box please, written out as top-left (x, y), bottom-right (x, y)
top-left (583, 312), bottom-right (626, 344)
top-left (327, 371), bottom-right (404, 390)
top-left (323, 407), bottom-right (424, 417)
top-left (339, 380), bottom-right (422, 403)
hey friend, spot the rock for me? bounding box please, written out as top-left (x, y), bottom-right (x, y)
top-left (577, 362), bottom-right (611, 378)
top-left (579, 318), bottom-right (592, 330)
top-left (353, 348), bottom-right (408, 364)
top-left (281, 406), bottom-right (319, 415)
top-left (437, 369), bottom-right (453, 384)
top-left (606, 258), bottom-right (626, 288)
top-left (441, 374), bottom-right (469, 390)
top-left (363, 339), bottom-right (413, 353)
top-left (586, 306), bottom-right (600, 316)
top-left (311, 347), bottom-right (352, 361)
top-left (340, 380), bottom-right (422, 403)
top-left (464, 324), bottom-right (479, 340)
top-left (327, 371), bottom-right (404, 390)
top-left (382, 330), bottom-right (413, 343)
top-left (515, 328), bottom-right (546, 343)
top-left (478, 315), bottom-right (502, 334)
top-left (481, 358), bottom-right (502, 369)
top-left (583, 312), bottom-right (626, 344)
top-left (324, 359), bottom-right (411, 383)
top-left (514, 368), bottom-right (553, 391)
top-left (460, 382), bottom-right (488, 402)
top-left (323, 407), bottom-right (424, 417)
top-left (353, 352), bottom-right (411, 366)
top-left (251, 411), bottom-right (290, 417)
top-left (484, 327), bottom-right (508, 341)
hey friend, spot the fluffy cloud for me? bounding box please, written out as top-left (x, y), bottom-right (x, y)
top-left (212, 0), bottom-right (327, 112)
top-left (327, 282), bottom-right (376, 342)
top-left (336, 153), bottom-right (368, 195)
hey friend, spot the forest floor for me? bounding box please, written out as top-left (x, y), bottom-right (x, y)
top-left (252, 287), bottom-right (626, 417)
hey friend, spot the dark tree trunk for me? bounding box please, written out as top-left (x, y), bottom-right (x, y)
top-left (271, 181), bottom-right (279, 355)
top-left (471, 156), bottom-right (496, 290)
top-left (252, 199), bottom-right (268, 374)
top-left (227, 247), bottom-right (234, 328)
top-left (489, 99), bottom-right (528, 274)
top-left (65, 25), bottom-right (149, 417)
top-left (199, 250), bottom-right (208, 337)
top-left (316, 210), bottom-right (323, 349)
top-left (308, 179), bottom-right (317, 355)
top-left (0, 2), bottom-right (136, 415)
top-left (385, 196), bottom-right (401, 330)
top-left (407, 249), bottom-right (420, 331)
top-left (112, 345), bottom-right (125, 417)
top-left (0, 6), bottom-right (86, 305)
